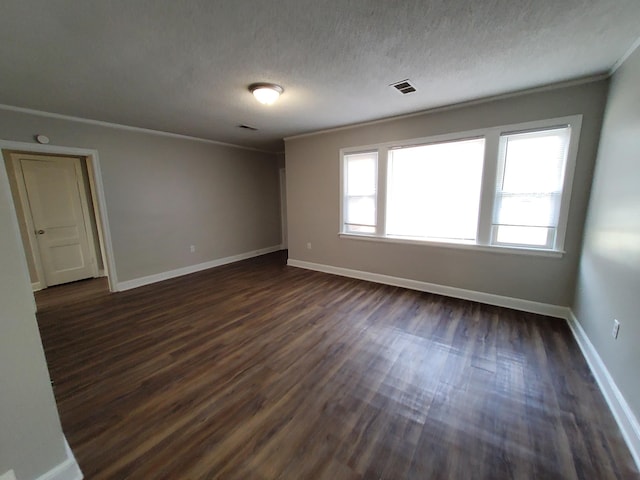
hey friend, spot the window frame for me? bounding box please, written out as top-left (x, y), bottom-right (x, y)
top-left (490, 126), bottom-right (573, 250)
top-left (339, 115), bottom-right (582, 257)
top-left (342, 150), bottom-right (379, 234)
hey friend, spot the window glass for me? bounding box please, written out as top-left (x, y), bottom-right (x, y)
top-left (492, 127), bottom-right (570, 247)
top-left (386, 138), bottom-right (485, 241)
top-left (344, 152), bottom-right (377, 233)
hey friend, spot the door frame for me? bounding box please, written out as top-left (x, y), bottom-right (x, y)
top-left (0, 140), bottom-right (118, 292)
top-left (279, 167), bottom-right (287, 249)
top-left (11, 153), bottom-right (99, 288)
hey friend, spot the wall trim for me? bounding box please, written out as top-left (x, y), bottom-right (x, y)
top-left (287, 258), bottom-right (569, 319)
top-left (567, 310), bottom-right (640, 469)
top-left (31, 281), bottom-right (43, 292)
top-left (35, 438), bottom-right (83, 480)
top-left (0, 104), bottom-right (272, 154)
top-left (117, 245), bottom-right (282, 292)
top-left (611, 35), bottom-right (640, 75)
top-left (283, 73), bottom-right (608, 142)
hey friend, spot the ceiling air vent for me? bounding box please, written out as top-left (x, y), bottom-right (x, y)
top-left (390, 79), bottom-right (416, 95)
top-left (239, 124), bottom-right (258, 131)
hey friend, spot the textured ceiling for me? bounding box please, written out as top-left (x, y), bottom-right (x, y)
top-left (1, 1), bottom-right (639, 152)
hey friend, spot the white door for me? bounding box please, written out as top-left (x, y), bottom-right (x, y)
top-left (16, 154), bottom-right (97, 287)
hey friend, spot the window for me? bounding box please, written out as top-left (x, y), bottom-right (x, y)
top-left (343, 151), bottom-right (377, 234)
top-left (492, 127), bottom-right (571, 248)
top-left (340, 116), bottom-right (581, 255)
top-left (387, 138), bottom-right (485, 241)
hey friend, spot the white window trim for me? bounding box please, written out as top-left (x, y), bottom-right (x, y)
top-left (339, 115), bottom-right (582, 257)
top-left (341, 149), bottom-right (379, 234)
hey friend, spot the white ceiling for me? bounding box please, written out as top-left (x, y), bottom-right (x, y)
top-left (1, 1), bottom-right (639, 152)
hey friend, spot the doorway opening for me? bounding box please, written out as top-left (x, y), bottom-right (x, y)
top-left (0, 141), bottom-right (117, 299)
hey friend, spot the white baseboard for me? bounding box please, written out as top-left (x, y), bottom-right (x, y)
top-left (287, 258), bottom-right (569, 319)
top-left (116, 245), bottom-right (282, 292)
top-left (31, 281), bottom-right (43, 292)
top-left (35, 438), bottom-right (83, 480)
top-left (567, 310), bottom-right (640, 469)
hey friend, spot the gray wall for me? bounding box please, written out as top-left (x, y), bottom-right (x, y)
top-left (0, 109), bottom-right (282, 284)
top-left (285, 80), bottom-right (608, 306)
top-left (573, 48), bottom-right (640, 419)
top-left (0, 164), bottom-right (67, 479)
top-left (0, 109), bottom-right (281, 478)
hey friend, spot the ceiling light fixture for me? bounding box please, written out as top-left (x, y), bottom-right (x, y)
top-left (249, 83), bottom-right (284, 105)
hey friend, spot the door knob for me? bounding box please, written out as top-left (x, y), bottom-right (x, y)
top-left (36, 229), bottom-right (45, 235)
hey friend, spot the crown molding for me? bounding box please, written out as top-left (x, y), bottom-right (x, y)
top-left (0, 104), bottom-right (274, 154)
top-left (283, 73), bottom-right (609, 142)
top-left (610, 35), bottom-right (640, 75)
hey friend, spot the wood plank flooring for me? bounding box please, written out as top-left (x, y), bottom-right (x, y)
top-left (35, 251), bottom-right (638, 479)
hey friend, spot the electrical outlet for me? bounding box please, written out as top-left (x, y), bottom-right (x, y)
top-left (612, 319), bottom-right (620, 339)
top-left (189, 245), bottom-right (196, 253)
top-left (306, 242), bottom-right (312, 250)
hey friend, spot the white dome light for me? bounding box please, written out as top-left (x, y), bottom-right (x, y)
top-left (249, 83), bottom-right (284, 105)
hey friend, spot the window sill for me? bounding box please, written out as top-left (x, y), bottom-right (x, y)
top-left (338, 233), bottom-right (565, 258)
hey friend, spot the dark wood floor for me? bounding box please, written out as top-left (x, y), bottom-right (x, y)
top-left (35, 251), bottom-right (638, 479)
